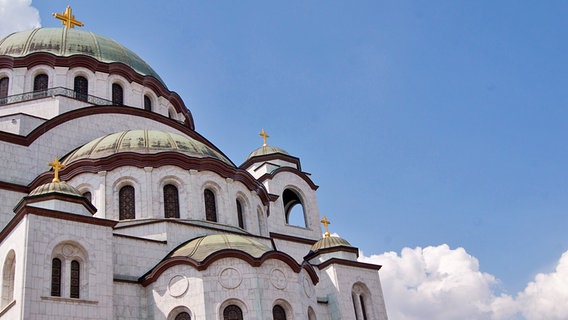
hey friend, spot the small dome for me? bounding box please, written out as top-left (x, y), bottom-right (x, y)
top-left (170, 234), bottom-right (272, 263)
top-left (310, 236), bottom-right (353, 252)
top-left (247, 145), bottom-right (289, 160)
top-left (0, 28), bottom-right (164, 84)
top-left (62, 130), bottom-right (232, 166)
top-left (29, 181), bottom-right (83, 198)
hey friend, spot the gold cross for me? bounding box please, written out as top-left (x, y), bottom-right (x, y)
top-left (53, 6), bottom-right (84, 29)
top-left (259, 128), bottom-right (269, 147)
top-left (48, 156), bottom-right (65, 183)
top-left (320, 216), bottom-right (331, 238)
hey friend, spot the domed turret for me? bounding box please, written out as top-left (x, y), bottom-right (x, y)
top-left (0, 28), bottom-right (164, 84)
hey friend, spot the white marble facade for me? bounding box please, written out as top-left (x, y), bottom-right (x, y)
top-left (0, 27), bottom-right (388, 319)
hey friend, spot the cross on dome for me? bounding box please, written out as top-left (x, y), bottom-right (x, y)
top-left (320, 216), bottom-right (331, 238)
top-left (48, 156), bottom-right (65, 183)
top-left (259, 128), bottom-right (269, 147)
top-left (53, 6), bottom-right (84, 29)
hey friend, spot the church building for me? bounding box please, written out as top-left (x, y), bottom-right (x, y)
top-left (0, 7), bottom-right (388, 320)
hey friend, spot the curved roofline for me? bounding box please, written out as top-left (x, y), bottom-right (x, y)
top-left (258, 167), bottom-right (319, 191)
top-left (140, 248), bottom-right (319, 287)
top-left (240, 152), bottom-right (302, 171)
top-left (0, 53), bottom-right (193, 127)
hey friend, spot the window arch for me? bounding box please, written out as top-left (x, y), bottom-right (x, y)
top-left (308, 306), bottom-right (317, 320)
top-left (174, 312), bottom-right (191, 320)
top-left (1, 250), bottom-right (15, 307)
top-left (352, 282), bottom-right (372, 320)
top-left (112, 83), bottom-right (123, 105)
top-left (236, 199), bottom-right (245, 229)
top-left (168, 108), bottom-right (176, 119)
top-left (204, 189), bottom-right (217, 222)
top-left (119, 185), bottom-right (135, 220)
top-left (223, 305), bottom-right (243, 320)
top-left (33, 73), bottom-right (48, 97)
top-left (283, 188), bottom-right (306, 227)
top-left (51, 258), bottom-right (62, 297)
top-left (164, 184), bottom-right (180, 218)
top-left (144, 95), bottom-right (152, 111)
top-left (0, 77), bottom-right (8, 103)
top-left (74, 76), bottom-right (88, 101)
top-left (272, 305), bottom-right (287, 320)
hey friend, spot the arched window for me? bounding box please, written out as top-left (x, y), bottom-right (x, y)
top-left (112, 83), bottom-right (123, 105)
top-left (164, 184), bottom-right (180, 218)
top-left (204, 189), bottom-right (217, 222)
top-left (283, 189), bottom-right (306, 227)
top-left (0, 77), bottom-right (8, 103)
top-left (70, 260), bottom-right (80, 298)
top-left (352, 282), bottom-right (371, 320)
top-left (34, 74), bottom-right (48, 97)
top-left (174, 312), bottom-right (191, 320)
top-left (308, 306), bottom-right (317, 320)
top-left (74, 76), bottom-right (88, 101)
top-left (51, 258), bottom-right (61, 297)
top-left (273, 305), bottom-right (287, 320)
top-left (144, 95), bottom-right (152, 111)
top-left (236, 199), bottom-right (244, 229)
top-left (1, 251), bottom-right (15, 307)
top-left (119, 186), bottom-right (135, 220)
top-left (223, 305), bottom-right (243, 320)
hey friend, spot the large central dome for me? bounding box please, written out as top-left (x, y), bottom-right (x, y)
top-left (62, 130), bottom-right (232, 166)
top-left (0, 28), bottom-right (163, 84)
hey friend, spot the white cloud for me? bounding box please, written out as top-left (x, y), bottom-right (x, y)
top-left (0, 0), bottom-right (40, 39)
top-left (360, 245), bottom-right (568, 320)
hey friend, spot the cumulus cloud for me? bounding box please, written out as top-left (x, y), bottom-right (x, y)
top-left (360, 245), bottom-right (568, 320)
top-left (0, 0), bottom-right (40, 38)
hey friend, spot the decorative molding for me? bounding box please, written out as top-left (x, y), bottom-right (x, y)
top-left (270, 232), bottom-right (318, 245)
top-left (315, 258), bottom-right (382, 271)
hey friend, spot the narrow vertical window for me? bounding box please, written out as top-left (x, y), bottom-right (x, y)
top-left (236, 199), bottom-right (244, 229)
top-left (112, 83), bottom-right (123, 105)
top-left (70, 260), bottom-right (80, 298)
top-left (144, 95), bottom-right (152, 111)
top-left (0, 77), bottom-right (8, 104)
top-left (204, 189), bottom-right (217, 222)
top-left (51, 258), bottom-right (61, 297)
top-left (74, 76), bottom-right (88, 101)
top-left (273, 305), bottom-right (287, 320)
top-left (1, 251), bottom-right (15, 307)
top-left (164, 184), bottom-right (180, 218)
top-left (119, 185), bottom-right (135, 220)
top-left (33, 74), bottom-right (48, 97)
top-left (359, 295), bottom-right (368, 320)
top-left (175, 312), bottom-right (191, 320)
top-left (223, 305), bottom-right (243, 320)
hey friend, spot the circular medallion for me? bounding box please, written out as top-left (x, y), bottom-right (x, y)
top-left (61, 244), bottom-right (75, 257)
top-left (219, 267), bottom-right (242, 289)
top-left (270, 269), bottom-right (287, 290)
top-left (168, 275), bottom-right (189, 297)
top-left (303, 275), bottom-right (315, 297)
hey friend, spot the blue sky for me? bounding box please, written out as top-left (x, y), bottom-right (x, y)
top-left (2, 1), bottom-right (568, 319)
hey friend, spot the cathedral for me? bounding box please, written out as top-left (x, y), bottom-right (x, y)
top-left (0, 7), bottom-right (388, 320)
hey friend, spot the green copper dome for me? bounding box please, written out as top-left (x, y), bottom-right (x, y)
top-left (247, 145), bottom-right (290, 160)
top-left (310, 236), bottom-right (353, 252)
top-left (0, 28), bottom-right (164, 84)
top-left (62, 130), bottom-right (232, 166)
top-left (29, 181), bottom-right (83, 198)
top-left (170, 234), bottom-right (273, 263)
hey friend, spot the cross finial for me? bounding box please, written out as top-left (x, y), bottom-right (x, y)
top-left (320, 216), bottom-right (331, 238)
top-left (53, 6), bottom-right (84, 29)
top-left (48, 156), bottom-right (65, 183)
top-left (259, 128), bottom-right (269, 147)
